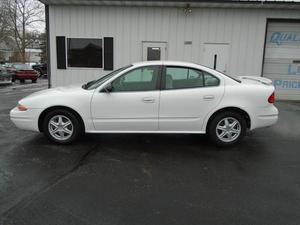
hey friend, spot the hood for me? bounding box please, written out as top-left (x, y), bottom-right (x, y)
top-left (24, 84), bottom-right (84, 99)
top-left (19, 84), bottom-right (88, 108)
top-left (238, 76), bottom-right (273, 85)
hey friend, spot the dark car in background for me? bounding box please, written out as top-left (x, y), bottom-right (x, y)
top-left (32, 63), bottom-right (47, 77)
top-left (11, 64), bottom-right (38, 83)
top-left (0, 66), bottom-right (13, 85)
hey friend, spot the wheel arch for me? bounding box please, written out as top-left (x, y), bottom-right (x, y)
top-left (205, 107), bottom-right (251, 132)
top-left (38, 105), bottom-right (86, 132)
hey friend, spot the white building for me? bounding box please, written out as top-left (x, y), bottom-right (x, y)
top-left (40, 0), bottom-right (300, 100)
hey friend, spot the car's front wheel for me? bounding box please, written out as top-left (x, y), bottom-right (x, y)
top-left (42, 109), bottom-right (81, 144)
top-left (208, 111), bottom-right (246, 146)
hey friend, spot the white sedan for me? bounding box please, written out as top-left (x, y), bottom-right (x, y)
top-left (10, 61), bottom-right (278, 146)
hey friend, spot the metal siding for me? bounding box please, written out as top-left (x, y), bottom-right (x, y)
top-left (49, 5), bottom-right (300, 88)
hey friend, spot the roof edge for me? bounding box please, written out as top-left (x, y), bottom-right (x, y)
top-left (39, 0), bottom-right (300, 9)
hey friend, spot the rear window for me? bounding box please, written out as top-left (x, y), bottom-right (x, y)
top-left (13, 64), bottom-right (32, 70)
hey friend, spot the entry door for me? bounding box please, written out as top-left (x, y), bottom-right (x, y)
top-left (202, 43), bottom-right (229, 73)
top-left (142, 42), bottom-right (167, 61)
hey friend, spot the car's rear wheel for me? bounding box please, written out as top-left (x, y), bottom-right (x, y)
top-left (20, 79), bottom-right (25, 84)
top-left (42, 109), bottom-right (81, 144)
top-left (208, 111), bottom-right (246, 146)
top-left (32, 79), bottom-right (37, 83)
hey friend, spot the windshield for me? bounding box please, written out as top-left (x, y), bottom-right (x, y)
top-left (82, 65), bottom-right (132, 90)
top-left (13, 64), bottom-right (32, 70)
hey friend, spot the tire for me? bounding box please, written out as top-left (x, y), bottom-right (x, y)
top-left (20, 79), bottom-right (25, 84)
top-left (42, 109), bottom-right (82, 144)
top-left (32, 79), bottom-right (37, 83)
top-left (12, 77), bottom-right (15, 82)
top-left (208, 111), bottom-right (247, 147)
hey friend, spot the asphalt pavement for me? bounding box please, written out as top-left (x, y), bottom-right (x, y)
top-left (0, 80), bottom-right (300, 225)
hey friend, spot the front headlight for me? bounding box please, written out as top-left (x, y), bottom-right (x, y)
top-left (17, 104), bottom-right (28, 111)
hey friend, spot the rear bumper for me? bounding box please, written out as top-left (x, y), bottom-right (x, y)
top-left (251, 105), bottom-right (278, 130)
top-left (10, 107), bottom-right (42, 132)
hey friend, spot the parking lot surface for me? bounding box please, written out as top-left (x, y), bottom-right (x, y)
top-left (0, 80), bottom-right (300, 225)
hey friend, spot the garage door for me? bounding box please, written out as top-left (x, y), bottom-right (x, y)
top-left (263, 21), bottom-right (300, 100)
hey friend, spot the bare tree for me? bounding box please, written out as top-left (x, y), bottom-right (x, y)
top-left (6, 0), bottom-right (44, 63)
top-left (0, 0), bottom-right (12, 43)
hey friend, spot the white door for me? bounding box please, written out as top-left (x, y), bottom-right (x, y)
top-left (159, 66), bottom-right (224, 132)
top-left (142, 42), bottom-right (167, 61)
top-left (91, 65), bottom-right (161, 131)
top-left (263, 22), bottom-right (300, 100)
top-left (202, 43), bottom-right (229, 73)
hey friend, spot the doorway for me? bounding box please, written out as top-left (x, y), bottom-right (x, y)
top-left (203, 43), bottom-right (229, 73)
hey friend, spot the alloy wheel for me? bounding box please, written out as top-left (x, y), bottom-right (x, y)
top-left (216, 117), bottom-right (241, 143)
top-left (48, 115), bottom-right (73, 141)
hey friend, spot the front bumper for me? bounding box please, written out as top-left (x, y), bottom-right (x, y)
top-left (0, 76), bottom-right (12, 84)
top-left (10, 107), bottom-right (43, 132)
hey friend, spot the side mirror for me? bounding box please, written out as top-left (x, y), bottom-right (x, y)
top-left (100, 83), bottom-right (113, 93)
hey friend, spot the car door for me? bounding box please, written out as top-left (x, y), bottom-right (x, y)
top-left (91, 65), bottom-right (161, 131)
top-left (159, 66), bottom-right (224, 132)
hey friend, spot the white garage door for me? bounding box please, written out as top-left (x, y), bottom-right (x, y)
top-left (263, 21), bottom-right (300, 100)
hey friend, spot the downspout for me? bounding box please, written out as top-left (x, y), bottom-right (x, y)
top-left (45, 4), bottom-right (51, 88)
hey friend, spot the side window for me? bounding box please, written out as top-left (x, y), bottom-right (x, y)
top-left (203, 71), bottom-right (220, 86)
top-left (165, 67), bottom-right (204, 89)
top-left (112, 66), bottom-right (159, 92)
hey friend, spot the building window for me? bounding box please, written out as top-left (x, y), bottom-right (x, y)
top-left (147, 47), bottom-right (161, 61)
top-left (67, 38), bottom-right (102, 68)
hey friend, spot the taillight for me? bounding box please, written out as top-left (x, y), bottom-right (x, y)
top-left (268, 92), bottom-right (275, 103)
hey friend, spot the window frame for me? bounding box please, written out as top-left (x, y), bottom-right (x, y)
top-left (161, 66), bottom-right (220, 90)
top-left (109, 65), bottom-right (163, 93)
top-left (67, 38), bottom-right (103, 69)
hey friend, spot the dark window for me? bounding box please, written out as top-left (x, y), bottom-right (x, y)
top-left (147, 47), bottom-right (161, 61)
top-left (67, 38), bottom-right (102, 68)
top-left (164, 67), bottom-right (219, 89)
top-left (111, 66), bottom-right (160, 92)
top-left (56, 36), bottom-right (66, 69)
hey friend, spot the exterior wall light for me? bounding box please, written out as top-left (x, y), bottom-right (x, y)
top-left (184, 4), bottom-right (192, 15)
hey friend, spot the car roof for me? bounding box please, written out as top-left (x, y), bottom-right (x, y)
top-left (132, 60), bottom-right (204, 67)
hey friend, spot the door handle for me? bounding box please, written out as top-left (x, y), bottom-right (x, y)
top-left (142, 97), bottom-right (155, 103)
top-left (203, 95), bottom-right (215, 100)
